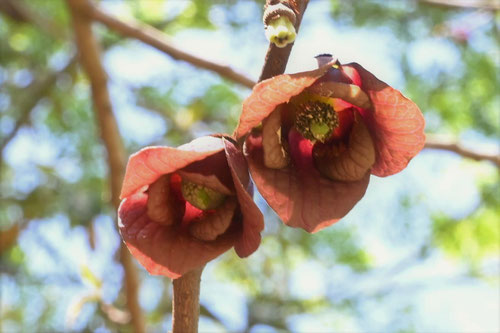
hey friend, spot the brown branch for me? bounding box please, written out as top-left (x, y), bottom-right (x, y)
top-left (0, 224), bottom-right (20, 254)
top-left (0, 0), bottom-right (65, 38)
top-left (69, 0), bottom-right (255, 89)
top-left (172, 266), bottom-right (204, 333)
top-left (425, 135), bottom-right (500, 167)
top-left (65, 1), bottom-right (145, 332)
top-left (259, 0), bottom-right (310, 81)
top-left (0, 0), bottom-right (30, 23)
top-left (419, 0), bottom-right (500, 10)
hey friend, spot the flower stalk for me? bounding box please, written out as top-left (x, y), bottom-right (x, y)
top-left (172, 266), bottom-right (204, 333)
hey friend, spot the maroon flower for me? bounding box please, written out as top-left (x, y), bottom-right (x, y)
top-left (235, 55), bottom-right (425, 233)
top-left (118, 136), bottom-right (264, 279)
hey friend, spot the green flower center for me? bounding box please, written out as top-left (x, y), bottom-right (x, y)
top-left (181, 180), bottom-right (226, 210)
top-left (294, 101), bottom-right (339, 143)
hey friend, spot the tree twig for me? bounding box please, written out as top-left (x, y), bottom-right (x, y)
top-left (259, 0), bottom-right (310, 81)
top-left (70, 0), bottom-right (255, 89)
top-left (65, 1), bottom-right (145, 332)
top-left (0, 223), bottom-right (21, 254)
top-left (172, 266), bottom-right (204, 333)
top-left (0, 0), bottom-right (65, 38)
top-left (424, 135), bottom-right (500, 168)
top-left (419, 0), bottom-right (500, 10)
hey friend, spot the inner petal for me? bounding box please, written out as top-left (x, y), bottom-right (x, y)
top-left (288, 128), bottom-right (316, 175)
top-left (306, 82), bottom-right (371, 109)
top-left (262, 106), bottom-right (290, 169)
top-left (180, 150), bottom-right (234, 193)
top-left (313, 114), bottom-right (376, 181)
top-left (146, 174), bottom-right (184, 225)
top-left (189, 197), bottom-right (238, 241)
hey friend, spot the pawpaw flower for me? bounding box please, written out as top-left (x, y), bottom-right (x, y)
top-left (118, 136), bottom-right (264, 279)
top-left (235, 54), bottom-right (425, 233)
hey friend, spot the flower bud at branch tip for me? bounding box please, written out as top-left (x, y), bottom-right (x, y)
top-left (181, 180), bottom-right (226, 210)
top-left (265, 16), bottom-right (297, 48)
top-left (263, 2), bottom-right (297, 48)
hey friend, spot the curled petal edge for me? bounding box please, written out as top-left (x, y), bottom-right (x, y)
top-left (344, 63), bottom-right (426, 177)
top-left (314, 114), bottom-right (376, 181)
top-left (120, 136), bottom-right (225, 199)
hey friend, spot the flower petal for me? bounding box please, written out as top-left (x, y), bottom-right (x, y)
top-left (245, 132), bottom-right (370, 233)
top-left (120, 136), bottom-right (225, 199)
top-left (262, 107), bottom-right (290, 169)
top-left (118, 191), bottom-right (236, 279)
top-left (234, 62), bottom-right (335, 139)
top-left (189, 197), bottom-right (237, 241)
top-left (223, 138), bottom-right (264, 257)
top-left (344, 63), bottom-right (426, 176)
top-left (146, 174), bottom-right (183, 225)
top-left (313, 114), bottom-right (376, 181)
top-left (306, 82), bottom-right (371, 109)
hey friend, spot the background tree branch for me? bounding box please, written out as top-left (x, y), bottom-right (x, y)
top-left (71, 0), bottom-right (255, 89)
top-left (0, 0), bottom-right (64, 38)
top-left (424, 135), bottom-right (500, 167)
top-left (419, 0), bottom-right (500, 10)
top-left (65, 1), bottom-right (145, 332)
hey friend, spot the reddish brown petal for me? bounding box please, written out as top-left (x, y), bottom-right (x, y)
top-left (234, 61), bottom-right (335, 139)
top-left (314, 114), bottom-right (376, 181)
top-left (332, 108), bottom-right (355, 140)
top-left (245, 132), bottom-right (369, 233)
top-left (178, 148), bottom-right (235, 195)
top-left (223, 138), bottom-right (264, 257)
top-left (118, 192), bottom-right (236, 279)
top-left (344, 63), bottom-right (426, 177)
top-left (306, 82), bottom-right (371, 109)
top-left (120, 136), bottom-right (225, 199)
top-left (262, 107), bottom-right (289, 169)
top-left (146, 174), bottom-right (183, 225)
top-left (189, 197), bottom-right (237, 241)
top-left (177, 170), bottom-right (233, 196)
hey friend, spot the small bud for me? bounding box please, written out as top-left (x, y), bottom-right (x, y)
top-left (181, 179), bottom-right (226, 210)
top-left (265, 16), bottom-right (296, 48)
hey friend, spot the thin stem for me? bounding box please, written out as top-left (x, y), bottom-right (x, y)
top-left (172, 266), bottom-right (204, 333)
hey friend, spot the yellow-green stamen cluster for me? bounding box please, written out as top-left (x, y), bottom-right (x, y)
top-left (181, 180), bottom-right (226, 210)
top-left (295, 101), bottom-right (339, 143)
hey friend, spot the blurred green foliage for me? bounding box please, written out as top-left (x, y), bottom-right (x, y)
top-left (0, 0), bottom-right (498, 332)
